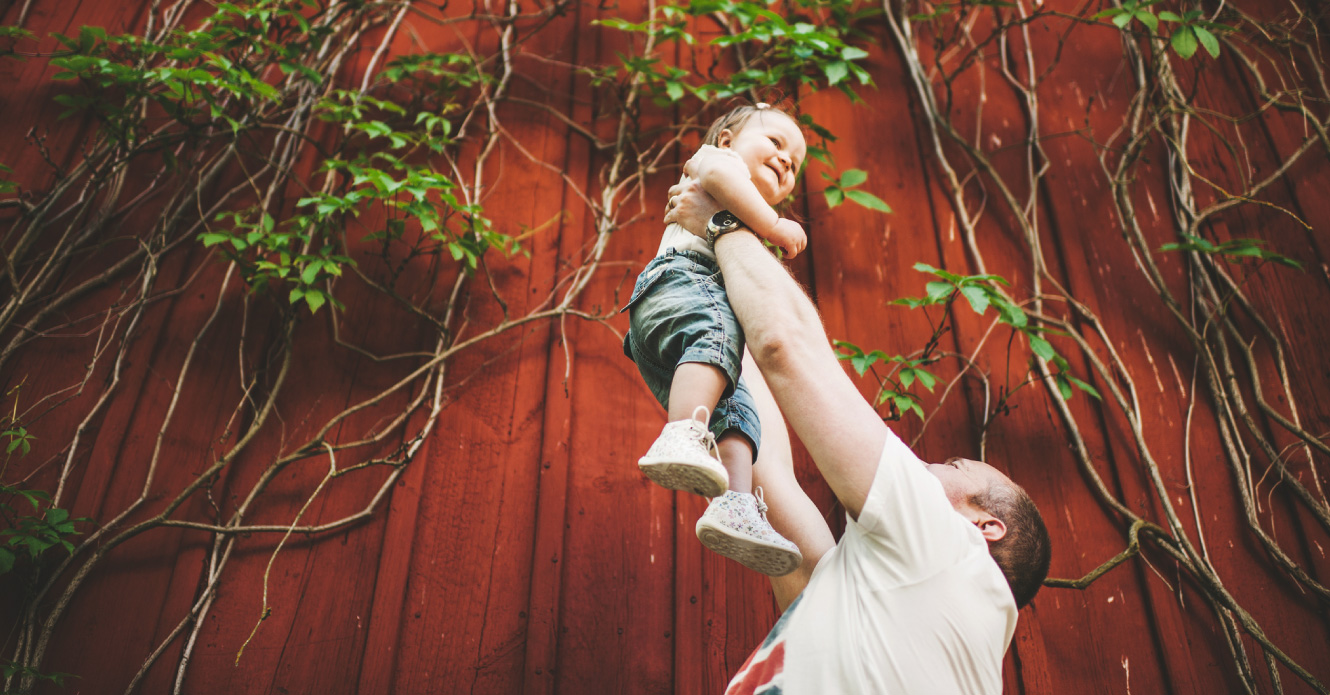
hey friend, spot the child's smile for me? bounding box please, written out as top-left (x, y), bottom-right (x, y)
top-left (718, 113), bottom-right (806, 205)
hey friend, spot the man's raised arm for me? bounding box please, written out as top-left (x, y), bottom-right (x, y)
top-left (666, 181), bottom-right (888, 519)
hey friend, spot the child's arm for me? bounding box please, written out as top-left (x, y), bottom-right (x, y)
top-left (684, 150), bottom-right (806, 258)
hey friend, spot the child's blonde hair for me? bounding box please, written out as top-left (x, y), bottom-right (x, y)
top-left (701, 101), bottom-right (800, 148)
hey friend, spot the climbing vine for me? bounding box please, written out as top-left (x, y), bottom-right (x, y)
top-left (0, 0), bottom-right (881, 692)
top-left (831, 0), bottom-right (1328, 692)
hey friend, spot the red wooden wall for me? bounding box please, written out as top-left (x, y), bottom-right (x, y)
top-left (2, 0), bottom-right (1329, 693)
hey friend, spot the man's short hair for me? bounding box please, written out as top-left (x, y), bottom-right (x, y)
top-left (970, 479), bottom-right (1051, 608)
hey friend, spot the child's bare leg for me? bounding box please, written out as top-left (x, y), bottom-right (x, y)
top-left (668, 362), bottom-right (729, 422)
top-left (717, 433), bottom-right (753, 495)
top-left (638, 362), bottom-right (731, 498)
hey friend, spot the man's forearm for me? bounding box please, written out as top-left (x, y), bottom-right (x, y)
top-left (712, 231), bottom-right (826, 370)
top-left (713, 230), bottom-right (889, 519)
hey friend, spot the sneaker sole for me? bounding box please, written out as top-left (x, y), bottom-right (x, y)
top-left (696, 519), bottom-right (802, 577)
top-left (638, 458), bottom-right (728, 498)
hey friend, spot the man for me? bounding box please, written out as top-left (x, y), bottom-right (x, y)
top-left (663, 181), bottom-right (1052, 694)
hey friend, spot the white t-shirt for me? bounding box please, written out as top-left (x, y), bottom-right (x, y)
top-left (726, 429), bottom-right (1018, 695)
top-left (656, 144), bottom-right (749, 260)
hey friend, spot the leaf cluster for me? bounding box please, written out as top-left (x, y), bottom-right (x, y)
top-left (835, 341), bottom-right (937, 419)
top-left (1094, 1), bottom-right (1234, 59)
top-left (30, 1), bottom-right (525, 314)
top-left (1, 427), bottom-right (84, 577)
top-left (821, 168), bottom-right (891, 212)
top-left (596, 0), bottom-right (878, 105)
top-left (838, 263), bottom-right (1101, 423)
top-left (1158, 233), bottom-right (1302, 269)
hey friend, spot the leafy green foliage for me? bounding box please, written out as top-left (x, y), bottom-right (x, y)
top-left (0, 661), bottom-right (77, 690)
top-left (37, 2), bottom-right (525, 314)
top-left (1095, 1), bottom-right (1233, 59)
top-left (822, 168), bottom-right (891, 212)
top-left (0, 163), bottom-right (15, 195)
top-left (1093, 0), bottom-right (1162, 34)
top-left (834, 341), bottom-right (936, 419)
top-left (1, 420), bottom-right (84, 578)
top-left (838, 263), bottom-right (1100, 422)
top-left (0, 26), bottom-right (37, 41)
top-left (0, 501), bottom-right (82, 575)
top-left (1158, 10), bottom-right (1230, 59)
top-left (1159, 233), bottom-right (1302, 269)
top-left (595, 0), bottom-right (878, 103)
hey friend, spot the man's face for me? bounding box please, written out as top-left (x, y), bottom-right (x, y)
top-left (925, 457), bottom-right (1011, 511)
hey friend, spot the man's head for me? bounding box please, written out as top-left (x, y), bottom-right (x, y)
top-left (926, 457), bottom-right (1051, 608)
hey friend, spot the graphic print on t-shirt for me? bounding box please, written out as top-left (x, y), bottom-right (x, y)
top-left (724, 593), bottom-right (804, 694)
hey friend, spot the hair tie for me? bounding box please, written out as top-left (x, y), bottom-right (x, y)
top-left (754, 102), bottom-right (771, 110)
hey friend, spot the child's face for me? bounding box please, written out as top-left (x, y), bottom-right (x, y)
top-left (717, 113), bottom-right (806, 205)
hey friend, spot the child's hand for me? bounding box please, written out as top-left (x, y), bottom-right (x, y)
top-left (769, 218), bottom-right (807, 259)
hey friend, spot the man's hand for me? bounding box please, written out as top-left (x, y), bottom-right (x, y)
top-left (663, 180), bottom-right (723, 237)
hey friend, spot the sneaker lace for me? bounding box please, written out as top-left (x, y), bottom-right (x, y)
top-left (689, 405), bottom-right (721, 461)
top-left (752, 486), bottom-right (769, 517)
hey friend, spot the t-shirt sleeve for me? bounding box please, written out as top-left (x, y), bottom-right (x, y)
top-left (852, 428), bottom-right (985, 581)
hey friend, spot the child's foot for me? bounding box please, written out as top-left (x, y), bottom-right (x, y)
top-left (638, 405), bottom-right (729, 498)
top-left (695, 488), bottom-right (802, 577)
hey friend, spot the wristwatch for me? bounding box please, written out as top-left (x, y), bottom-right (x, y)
top-left (705, 210), bottom-right (742, 248)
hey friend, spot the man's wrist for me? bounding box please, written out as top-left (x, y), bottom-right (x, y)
top-left (705, 209), bottom-right (742, 248)
top-left (711, 227), bottom-right (756, 254)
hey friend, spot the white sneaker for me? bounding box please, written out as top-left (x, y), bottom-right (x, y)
top-left (638, 405), bottom-right (729, 498)
top-left (695, 488), bottom-right (802, 577)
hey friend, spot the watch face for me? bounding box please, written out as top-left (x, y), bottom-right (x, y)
top-left (713, 210), bottom-right (739, 229)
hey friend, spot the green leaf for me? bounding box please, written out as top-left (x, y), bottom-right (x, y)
top-left (913, 262), bottom-right (941, 274)
top-left (890, 296), bottom-right (930, 309)
top-left (913, 368), bottom-right (938, 391)
top-left (1056, 375), bottom-right (1073, 400)
top-left (1111, 11), bottom-right (1132, 28)
top-left (304, 289), bottom-right (326, 313)
top-left (1194, 26), bottom-right (1219, 57)
top-left (1158, 11), bottom-right (1182, 21)
top-left (995, 299), bottom-right (1028, 328)
top-left (664, 80), bottom-right (684, 101)
top-left (959, 285), bottom-right (990, 315)
top-left (899, 368), bottom-right (916, 388)
top-left (0, 547), bottom-right (13, 574)
top-left (849, 350), bottom-right (883, 376)
top-left (839, 168), bottom-right (868, 188)
top-left (1067, 375), bottom-right (1102, 400)
top-left (824, 186), bottom-right (844, 208)
top-left (844, 189), bottom-right (892, 213)
top-left (841, 46), bottom-right (870, 61)
top-left (824, 61), bottom-right (849, 86)
top-left (300, 260), bottom-right (322, 285)
top-left (1029, 335), bottom-right (1056, 361)
top-left (1135, 10), bottom-right (1159, 33)
top-left (1171, 26), bottom-right (1198, 59)
top-left (925, 281), bottom-right (954, 302)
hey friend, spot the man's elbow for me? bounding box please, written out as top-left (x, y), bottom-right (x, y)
top-left (750, 322), bottom-right (820, 379)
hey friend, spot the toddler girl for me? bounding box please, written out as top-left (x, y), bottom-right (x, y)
top-left (621, 103), bottom-right (806, 576)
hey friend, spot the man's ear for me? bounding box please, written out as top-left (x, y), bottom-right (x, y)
top-left (976, 515), bottom-right (1007, 542)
